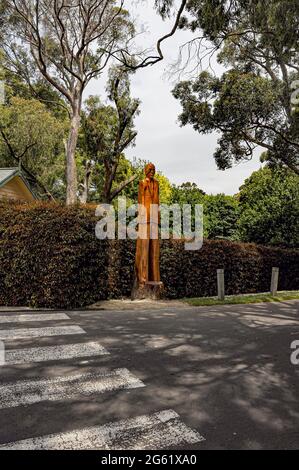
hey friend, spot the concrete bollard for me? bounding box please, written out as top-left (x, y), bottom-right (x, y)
top-left (217, 269), bottom-right (225, 301)
top-left (271, 267), bottom-right (279, 296)
top-left (0, 340), bottom-right (4, 366)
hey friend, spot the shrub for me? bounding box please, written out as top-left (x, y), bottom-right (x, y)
top-left (0, 201), bottom-right (298, 308)
top-left (0, 201), bottom-right (108, 308)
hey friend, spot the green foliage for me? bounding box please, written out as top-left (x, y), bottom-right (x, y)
top-left (79, 68), bottom-right (140, 203)
top-left (111, 157), bottom-right (173, 205)
top-left (186, 291), bottom-right (299, 306)
top-left (171, 182), bottom-right (205, 205)
top-left (2, 1), bottom-right (137, 203)
top-left (155, 173), bottom-right (173, 204)
top-left (162, 239), bottom-right (299, 299)
top-left (170, 182), bottom-right (239, 239)
top-left (0, 62), bottom-right (141, 203)
top-left (155, 0), bottom-right (176, 19)
top-left (172, 69), bottom-right (292, 169)
top-left (0, 52), bottom-right (69, 121)
top-left (0, 201), bottom-right (297, 307)
top-left (81, 96), bottom-right (116, 156)
top-left (174, 0), bottom-right (299, 174)
top-left (238, 167), bottom-right (299, 247)
top-left (0, 201), bottom-right (109, 308)
top-left (204, 194), bottom-right (240, 240)
top-left (169, 168), bottom-right (298, 247)
top-left (0, 96), bottom-right (67, 198)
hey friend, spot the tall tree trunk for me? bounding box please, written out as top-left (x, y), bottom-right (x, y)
top-left (102, 163), bottom-right (116, 204)
top-left (66, 101), bottom-right (81, 205)
top-left (79, 161), bottom-right (92, 204)
top-left (79, 174), bottom-right (89, 204)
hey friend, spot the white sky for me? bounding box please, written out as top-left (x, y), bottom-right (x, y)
top-left (85, 1), bottom-right (262, 195)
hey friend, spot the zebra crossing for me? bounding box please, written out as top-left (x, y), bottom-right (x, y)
top-left (0, 313), bottom-right (70, 324)
top-left (0, 369), bottom-right (145, 409)
top-left (0, 310), bottom-right (205, 450)
top-left (0, 410), bottom-right (204, 450)
top-left (4, 341), bottom-right (109, 365)
top-left (0, 325), bottom-right (85, 340)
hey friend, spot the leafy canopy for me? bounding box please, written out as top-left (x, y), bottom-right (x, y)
top-left (173, 0), bottom-right (299, 174)
top-left (238, 166), bottom-right (299, 247)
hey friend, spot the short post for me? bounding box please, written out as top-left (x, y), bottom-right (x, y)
top-left (0, 340), bottom-right (4, 366)
top-left (217, 269), bottom-right (225, 301)
top-left (270, 267), bottom-right (279, 296)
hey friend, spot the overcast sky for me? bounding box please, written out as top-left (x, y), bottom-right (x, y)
top-left (85, 1), bottom-right (262, 195)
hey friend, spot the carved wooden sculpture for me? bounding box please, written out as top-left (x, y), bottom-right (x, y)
top-left (132, 163), bottom-right (164, 300)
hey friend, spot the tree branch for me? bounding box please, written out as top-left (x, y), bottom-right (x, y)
top-left (110, 174), bottom-right (138, 200)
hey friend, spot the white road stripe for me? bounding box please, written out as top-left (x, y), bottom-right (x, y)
top-left (0, 368), bottom-right (145, 409)
top-left (0, 313), bottom-right (70, 324)
top-left (0, 410), bottom-right (205, 449)
top-left (0, 325), bottom-right (85, 340)
top-left (3, 341), bottom-right (109, 365)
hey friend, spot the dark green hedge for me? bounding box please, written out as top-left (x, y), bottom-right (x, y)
top-left (0, 201), bottom-right (298, 308)
top-left (107, 239), bottom-right (299, 299)
top-left (0, 201), bottom-right (109, 308)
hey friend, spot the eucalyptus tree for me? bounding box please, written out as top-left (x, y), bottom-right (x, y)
top-left (172, 0), bottom-right (299, 174)
top-left (79, 66), bottom-right (140, 203)
top-left (1, 0), bottom-right (188, 203)
top-left (2, 0), bottom-right (136, 204)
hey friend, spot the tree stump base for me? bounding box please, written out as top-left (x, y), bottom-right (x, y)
top-left (131, 281), bottom-right (164, 301)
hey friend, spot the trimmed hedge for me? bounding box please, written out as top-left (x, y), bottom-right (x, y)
top-left (0, 201), bottom-right (298, 308)
top-left (0, 201), bottom-right (109, 308)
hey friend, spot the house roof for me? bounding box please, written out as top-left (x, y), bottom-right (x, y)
top-left (0, 168), bottom-right (19, 187)
top-left (0, 167), bottom-right (37, 198)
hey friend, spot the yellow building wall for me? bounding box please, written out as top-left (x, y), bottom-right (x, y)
top-left (0, 176), bottom-right (35, 201)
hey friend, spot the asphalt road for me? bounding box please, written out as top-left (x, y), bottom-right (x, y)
top-left (0, 300), bottom-right (298, 450)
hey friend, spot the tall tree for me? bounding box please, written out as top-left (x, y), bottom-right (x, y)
top-left (238, 166), bottom-right (299, 247)
top-left (172, 0), bottom-right (299, 175)
top-left (204, 193), bottom-right (239, 240)
top-left (2, 0), bottom-right (135, 204)
top-left (80, 67), bottom-right (140, 203)
top-left (1, 0), bottom-right (188, 204)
